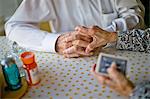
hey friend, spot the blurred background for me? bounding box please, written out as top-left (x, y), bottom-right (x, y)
top-left (0, 0), bottom-right (149, 36)
top-left (0, 0), bottom-right (22, 36)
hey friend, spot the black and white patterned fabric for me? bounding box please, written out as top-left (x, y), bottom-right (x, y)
top-left (116, 28), bottom-right (150, 53)
top-left (130, 81), bottom-right (150, 99)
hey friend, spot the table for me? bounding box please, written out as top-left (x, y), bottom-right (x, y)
top-left (0, 36), bottom-right (150, 99)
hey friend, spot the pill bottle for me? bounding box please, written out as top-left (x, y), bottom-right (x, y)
top-left (21, 52), bottom-right (40, 85)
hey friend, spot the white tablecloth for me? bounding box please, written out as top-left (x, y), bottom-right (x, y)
top-left (0, 36), bottom-right (150, 99)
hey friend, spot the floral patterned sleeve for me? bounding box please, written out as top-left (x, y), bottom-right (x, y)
top-left (116, 28), bottom-right (150, 53)
top-left (130, 81), bottom-right (150, 99)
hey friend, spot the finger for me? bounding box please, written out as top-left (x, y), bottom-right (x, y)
top-left (90, 65), bottom-right (109, 85)
top-left (90, 25), bottom-right (101, 30)
top-left (75, 27), bottom-right (91, 39)
top-left (61, 32), bottom-right (78, 42)
top-left (63, 34), bottom-right (77, 42)
top-left (63, 46), bottom-right (77, 54)
top-left (86, 41), bottom-right (97, 53)
top-left (72, 46), bottom-right (93, 56)
top-left (76, 26), bottom-right (97, 36)
top-left (72, 40), bottom-right (89, 48)
top-left (63, 32), bottom-right (73, 38)
top-left (58, 42), bottom-right (72, 49)
top-left (75, 26), bottom-right (88, 32)
top-left (90, 68), bottom-right (116, 88)
top-left (60, 33), bottom-right (72, 41)
top-left (107, 62), bottom-right (125, 82)
top-left (104, 78), bottom-right (116, 89)
top-left (75, 26), bottom-right (91, 36)
top-left (64, 52), bottom-right (93, 58)
top-left (63, 42), bottom-right (73, 49)
top-left (63, 46), bottom-right (93, 56)
top-left (90, 70), bottom-right (107, 85)
top-left (79, 34), bottom-right (92, 42)
top-left (64, 53), bottom-right (80, 58)
top-left (63, 35), bottom-right (76, 42)
top-left (64, 33), bottom-right (91, 42)
top-left (110, 62), bottom-right (117, 69)
top-left (91, 64), bottom-right (97, 72)
top-left (77, 49), bottom-right (94, 56)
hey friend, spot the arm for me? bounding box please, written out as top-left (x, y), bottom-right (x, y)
top-left (105, 0), bottom-right (145, 32)
top-left (5, 0), bottom-right (60, 53)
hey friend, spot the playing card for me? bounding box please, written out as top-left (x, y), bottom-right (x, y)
top-left (95, 53), bottom-right (127, 76)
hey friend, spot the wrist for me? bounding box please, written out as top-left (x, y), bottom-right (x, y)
top-left (126, 85), bottom-right (135, 96)
top-left (108, 32), bottom-right (117, 43)
top-left (124, 81), bottom-right (135, 96)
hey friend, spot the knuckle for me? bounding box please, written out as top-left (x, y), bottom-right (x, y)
top-left (74, 46), bottom-right (78, 52)
top-left (69, 32), bottom-right (72, 36)
top-left (68, 42), bottom-right (73, 47)
top-left (81, 26), bottom-right (85, 29)
top-left (91, 25), bottom-right (96, 29)
top-left (89, 28), bottom-right (96, 34)
top-left (77, 54), bottom-right (80, 57)
top-left (92, 25), bottom-right (99, 29)
top-left (73, 34), bottom-right (77, 39)
top-left (76, 40), bottom-right (80, 45)
top-left (90, 26), bottom-right (100, 33)
top-left (64, 54), bottom-right (69, 58)
top-left (89, 45), bottom-right (94, 49)
top-left (74, 32), bottom-right (81, 39)
top-left (76, 31), bottom-right (80, 35)
top-left (75, 54), bottom-right (80, 57)
top-left (75, 34), bottom-right (80, 39)
top-left (64, 43), bottom-right (68, 48)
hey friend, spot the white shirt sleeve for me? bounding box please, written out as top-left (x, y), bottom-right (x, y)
top-left (5, 0), bottom-right (60, 53)
top-left (104, 0), bottom-right (145, 32)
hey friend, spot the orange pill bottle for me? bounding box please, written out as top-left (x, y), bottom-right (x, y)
top-left (21, 52), bottom-right (40, 85)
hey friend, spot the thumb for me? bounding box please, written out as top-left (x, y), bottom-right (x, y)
top-left (107, 62), bottom-right (124, 82)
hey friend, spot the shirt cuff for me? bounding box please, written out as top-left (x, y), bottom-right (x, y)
top-left (104, 25), bottom-right (116, 32)
top-left (42, 33), bottom-right (61, 53)
top-left (104, 18), bottom-right (127, 32)
top-left (112, 18), bottom-right (127, 31)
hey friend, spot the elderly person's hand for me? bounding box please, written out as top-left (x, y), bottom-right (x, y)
top-left (75, 26), bottom-right (117, 53)
top-left (91, 63), bottom-right (134, 96)
top-left (56, 31), bottom-right (93, 58)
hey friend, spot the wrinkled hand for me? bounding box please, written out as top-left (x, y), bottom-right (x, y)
top-left (76, 26), bottom-right (117, 53)
top-left (56, 33), bottom-right (72, 55)
top-left (91, 63), bottom-right (134, 96)
top-left (56, 31), bottom-right (93, 58)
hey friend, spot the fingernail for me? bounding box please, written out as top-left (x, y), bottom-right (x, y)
top-left (93, 64), bottom-right (96, 70)
top-left (64, 54), bottom-right (68, 58)
top-left (111, 62), bottom-right (116, 65)
top-left (61, 39), bottom-right (66, 43)
top-left (63, 50), bottom-right (67, 54)
top-left (89, 52), bottom-right (93, 55)
top-left (75, 27), bottom-right (78, 30)
top-left (110, 62), bottom-right (117, 69)
top-left (85, 49), bottom-right (89, 53)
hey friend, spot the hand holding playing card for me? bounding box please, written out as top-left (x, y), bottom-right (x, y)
top-left (91, 63), bottom-right (134, 96)
top-left (96, 53), bottom-right (127, 76)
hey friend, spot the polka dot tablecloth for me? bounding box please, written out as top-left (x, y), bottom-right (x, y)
top-left (0, 37), bottom-right (150, 99)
